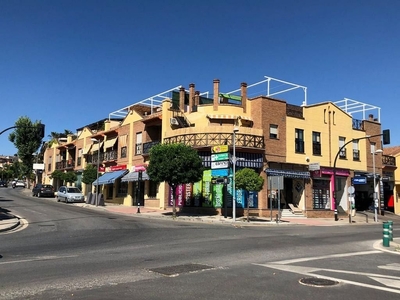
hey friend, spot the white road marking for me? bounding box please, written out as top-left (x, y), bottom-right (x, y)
top-left (272, 250), bottom-right (381, 264)
top-left (255, 263), bottom-right (400, 294)
top-left (369, 276), bottom-right (400, 289)
top-left (0, 255), bottom-right (78, 265)
top-left (379, 263), bottom-right (400, 271)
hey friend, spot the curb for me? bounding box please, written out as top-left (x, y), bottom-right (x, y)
top-left (0, 217), bottom-right (20, 233)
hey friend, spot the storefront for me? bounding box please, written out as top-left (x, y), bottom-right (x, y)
top-left (311, 167), bottom-right (350, 211)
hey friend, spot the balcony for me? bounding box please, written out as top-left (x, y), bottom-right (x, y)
top-left (382, 155), bottom-right (396, 167)
top-left (104, 150), bottom-right (118, 161)
top-left (163, 131), bottom-right (264, 150)
top-left (55, 159), bottom-right (75, 170)
top-left (143, 141), bottom-right (161, 155)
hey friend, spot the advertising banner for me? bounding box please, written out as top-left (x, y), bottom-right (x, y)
top-left (212, 183), bottom-right (223, 208)
top-left (202, 170), bottom-right (213, 207)
top-left (193, 180), bottom-right (202, 207)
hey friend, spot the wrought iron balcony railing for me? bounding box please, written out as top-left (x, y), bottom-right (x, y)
top-left (55, 159), bottom-right (75, 170)
top-left (163, 132), bottom-right (264, 149)
top-left (382, 155), bottom-right (396, 167)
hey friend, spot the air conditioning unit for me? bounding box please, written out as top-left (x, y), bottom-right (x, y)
top-left (170, 118), bottom-right (179, 125)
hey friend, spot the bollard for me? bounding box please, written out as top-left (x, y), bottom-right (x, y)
top-left (383, 222), bottom-right (390, 247)
top-left (387, 220), bottom-right (393, 241)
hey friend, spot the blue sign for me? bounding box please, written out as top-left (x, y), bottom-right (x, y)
top-left (211, 169), bottom-right (229, 177)
top-left (352, 176), bottom-right (367, 185)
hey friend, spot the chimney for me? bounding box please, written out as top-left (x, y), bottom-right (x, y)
top-left (213, 79), bottom-right (220, 111)
top-left (189, 83), bottom-right (195, 113)
top-left (194, 91), bottom-right (200, 107)
top-left (241, 82), bottom-right (247, 113)
top-left (369, 114), bottom-right (374, 121)
top-left (179, 87), bottom-right (185, 112)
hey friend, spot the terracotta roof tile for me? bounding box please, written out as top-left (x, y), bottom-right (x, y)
top-left (383, 146), bottom-right (400, 156)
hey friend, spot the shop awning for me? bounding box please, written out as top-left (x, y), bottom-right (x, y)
top-left (265, 168), bottom-right (310, 179)
top-left (219, 93), bottom-right (242, 101)
top-left (104, 137), bottom-right (118, 149)
top-left (121, 171), bottom-right (150, 182)
top-left (93, 169), bottom-right (128, 186)
top-left (91, 141), bottom-right (103, 152)
top-left (206, 114), bottom-right (253, 122)
top-left (82, 144), bottom-right (92, 155)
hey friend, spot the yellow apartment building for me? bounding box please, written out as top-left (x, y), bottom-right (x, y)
top-left (41, 77), bottom-right (394, 218)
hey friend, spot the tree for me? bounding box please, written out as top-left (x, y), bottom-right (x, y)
top-left (50, 170), bottom-right (64, 189)
top-left (82, 164), bottom-right (98, 193)
top-left (235, 168), bottom-right (264, 222)
top-left (63, 171), bottom-right (77, 185)
top-left (146, 143), bottom-right (204, 218)
top-left (47, 130), bottom-right (74, 148)
top-left (8, 117), bottom-right (44, 188)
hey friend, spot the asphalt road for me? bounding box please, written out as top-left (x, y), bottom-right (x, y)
top-left (0, 188), bottom-right (399, 300)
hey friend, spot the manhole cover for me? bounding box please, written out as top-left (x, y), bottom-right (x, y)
top-left (149, 263), bottom-right (214, 276)
top-left (299, 277), bottom-right (339, 287)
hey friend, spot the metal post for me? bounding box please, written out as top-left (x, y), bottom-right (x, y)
top-left (372, 150), bottom-right (378, 222)
top-left (137, 170), bottom-right (142, 213)
top-left (91, 138), bottom-right (101, 207)
top-left (383, 222), bottom-right (390, 247)
top-left (232, 128), bottom-right (238, 222)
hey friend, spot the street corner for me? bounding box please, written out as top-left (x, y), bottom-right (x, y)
top-left (373, 238), bottom-right (400, 254)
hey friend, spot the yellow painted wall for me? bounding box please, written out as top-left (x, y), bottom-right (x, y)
top-left (286, 102), bottom-right (368, 170)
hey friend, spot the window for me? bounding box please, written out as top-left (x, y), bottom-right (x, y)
top-left (120, 146), bottom-right (127, 158)
top-left (312, 132), bottom-right (321, 155)
top-left (269, 124), bottom-right (278, 139)
top-left (339, 137), bottom-right (346, 159)
top-left (135, 132), bottom-right (142, 155)
top-left (48, 156), bottom-right (52, 171)
top-left (313, 180), bottom-right (330, 209)
top-left (117, 181), bottom-right (128, 197)
top-left (353, 140), bottom-right (360, 161)
top-left (295, 129), bottom-right (304, 153)
top-left (77, 148), bottom-right (82, 166)
top-left (148, 181), bottom-right (158, 198)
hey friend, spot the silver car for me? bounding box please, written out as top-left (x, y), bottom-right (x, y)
top-left (57, 186), bottom-right (85, 203)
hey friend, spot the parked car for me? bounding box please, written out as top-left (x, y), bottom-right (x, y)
top-left (32, 184), bottom-right (55, 198)
top-left (14, 180), bottom-right (26, 188)
top-left (0, 180), bottom-right (8, 187)
top-left (57, 186), bottom-right (85, 203)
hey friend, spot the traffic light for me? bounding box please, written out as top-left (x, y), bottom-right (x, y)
top-left (382, 129), bottom-right (390, 145)
top-left (38, 124), bottom-right (45, 139)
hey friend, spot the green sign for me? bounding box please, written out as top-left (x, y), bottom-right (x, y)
top-left (211, 153), bottom-right (229, 161)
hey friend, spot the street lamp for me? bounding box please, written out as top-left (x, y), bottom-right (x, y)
top-left (91, 138), bottom-right (101, 207)
top-left (372, 148), bottom-right (383, 222)
top-left (232, 126), bottom-right (239, 222)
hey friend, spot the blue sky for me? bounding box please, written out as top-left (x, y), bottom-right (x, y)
top-left (1, 0), bottom-right (399, 155)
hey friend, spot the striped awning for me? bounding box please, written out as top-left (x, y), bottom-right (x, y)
top-left (91, 141), bottom-right (103, 152)
top-left (119, 134), bottom-right (128, 147)
top-left (121, 171), bottom-right (150, 182)
top-left (104, 137), bottom-right (118, 149)
top-left (82, 144), bottom-right (92, 155)
top-left (265, 168), bottom-right (310, 179)
top-left (93, 169), bottom-right (128, 186)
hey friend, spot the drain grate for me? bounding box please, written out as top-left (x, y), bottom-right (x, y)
top-left (299, 277), bottom-right (339, 287)
top-left (149, 263), bottom-right (214, 276)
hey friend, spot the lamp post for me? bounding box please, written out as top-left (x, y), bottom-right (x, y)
top-left (372, 148), bottom-right (383, 222)
top-left (91, 138), bottom-right (101, 207)
top-left (232, 127), bottom-right (239, 222)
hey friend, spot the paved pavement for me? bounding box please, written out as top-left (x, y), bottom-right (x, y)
top-left (1, 188), bottom-right (399, 254)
